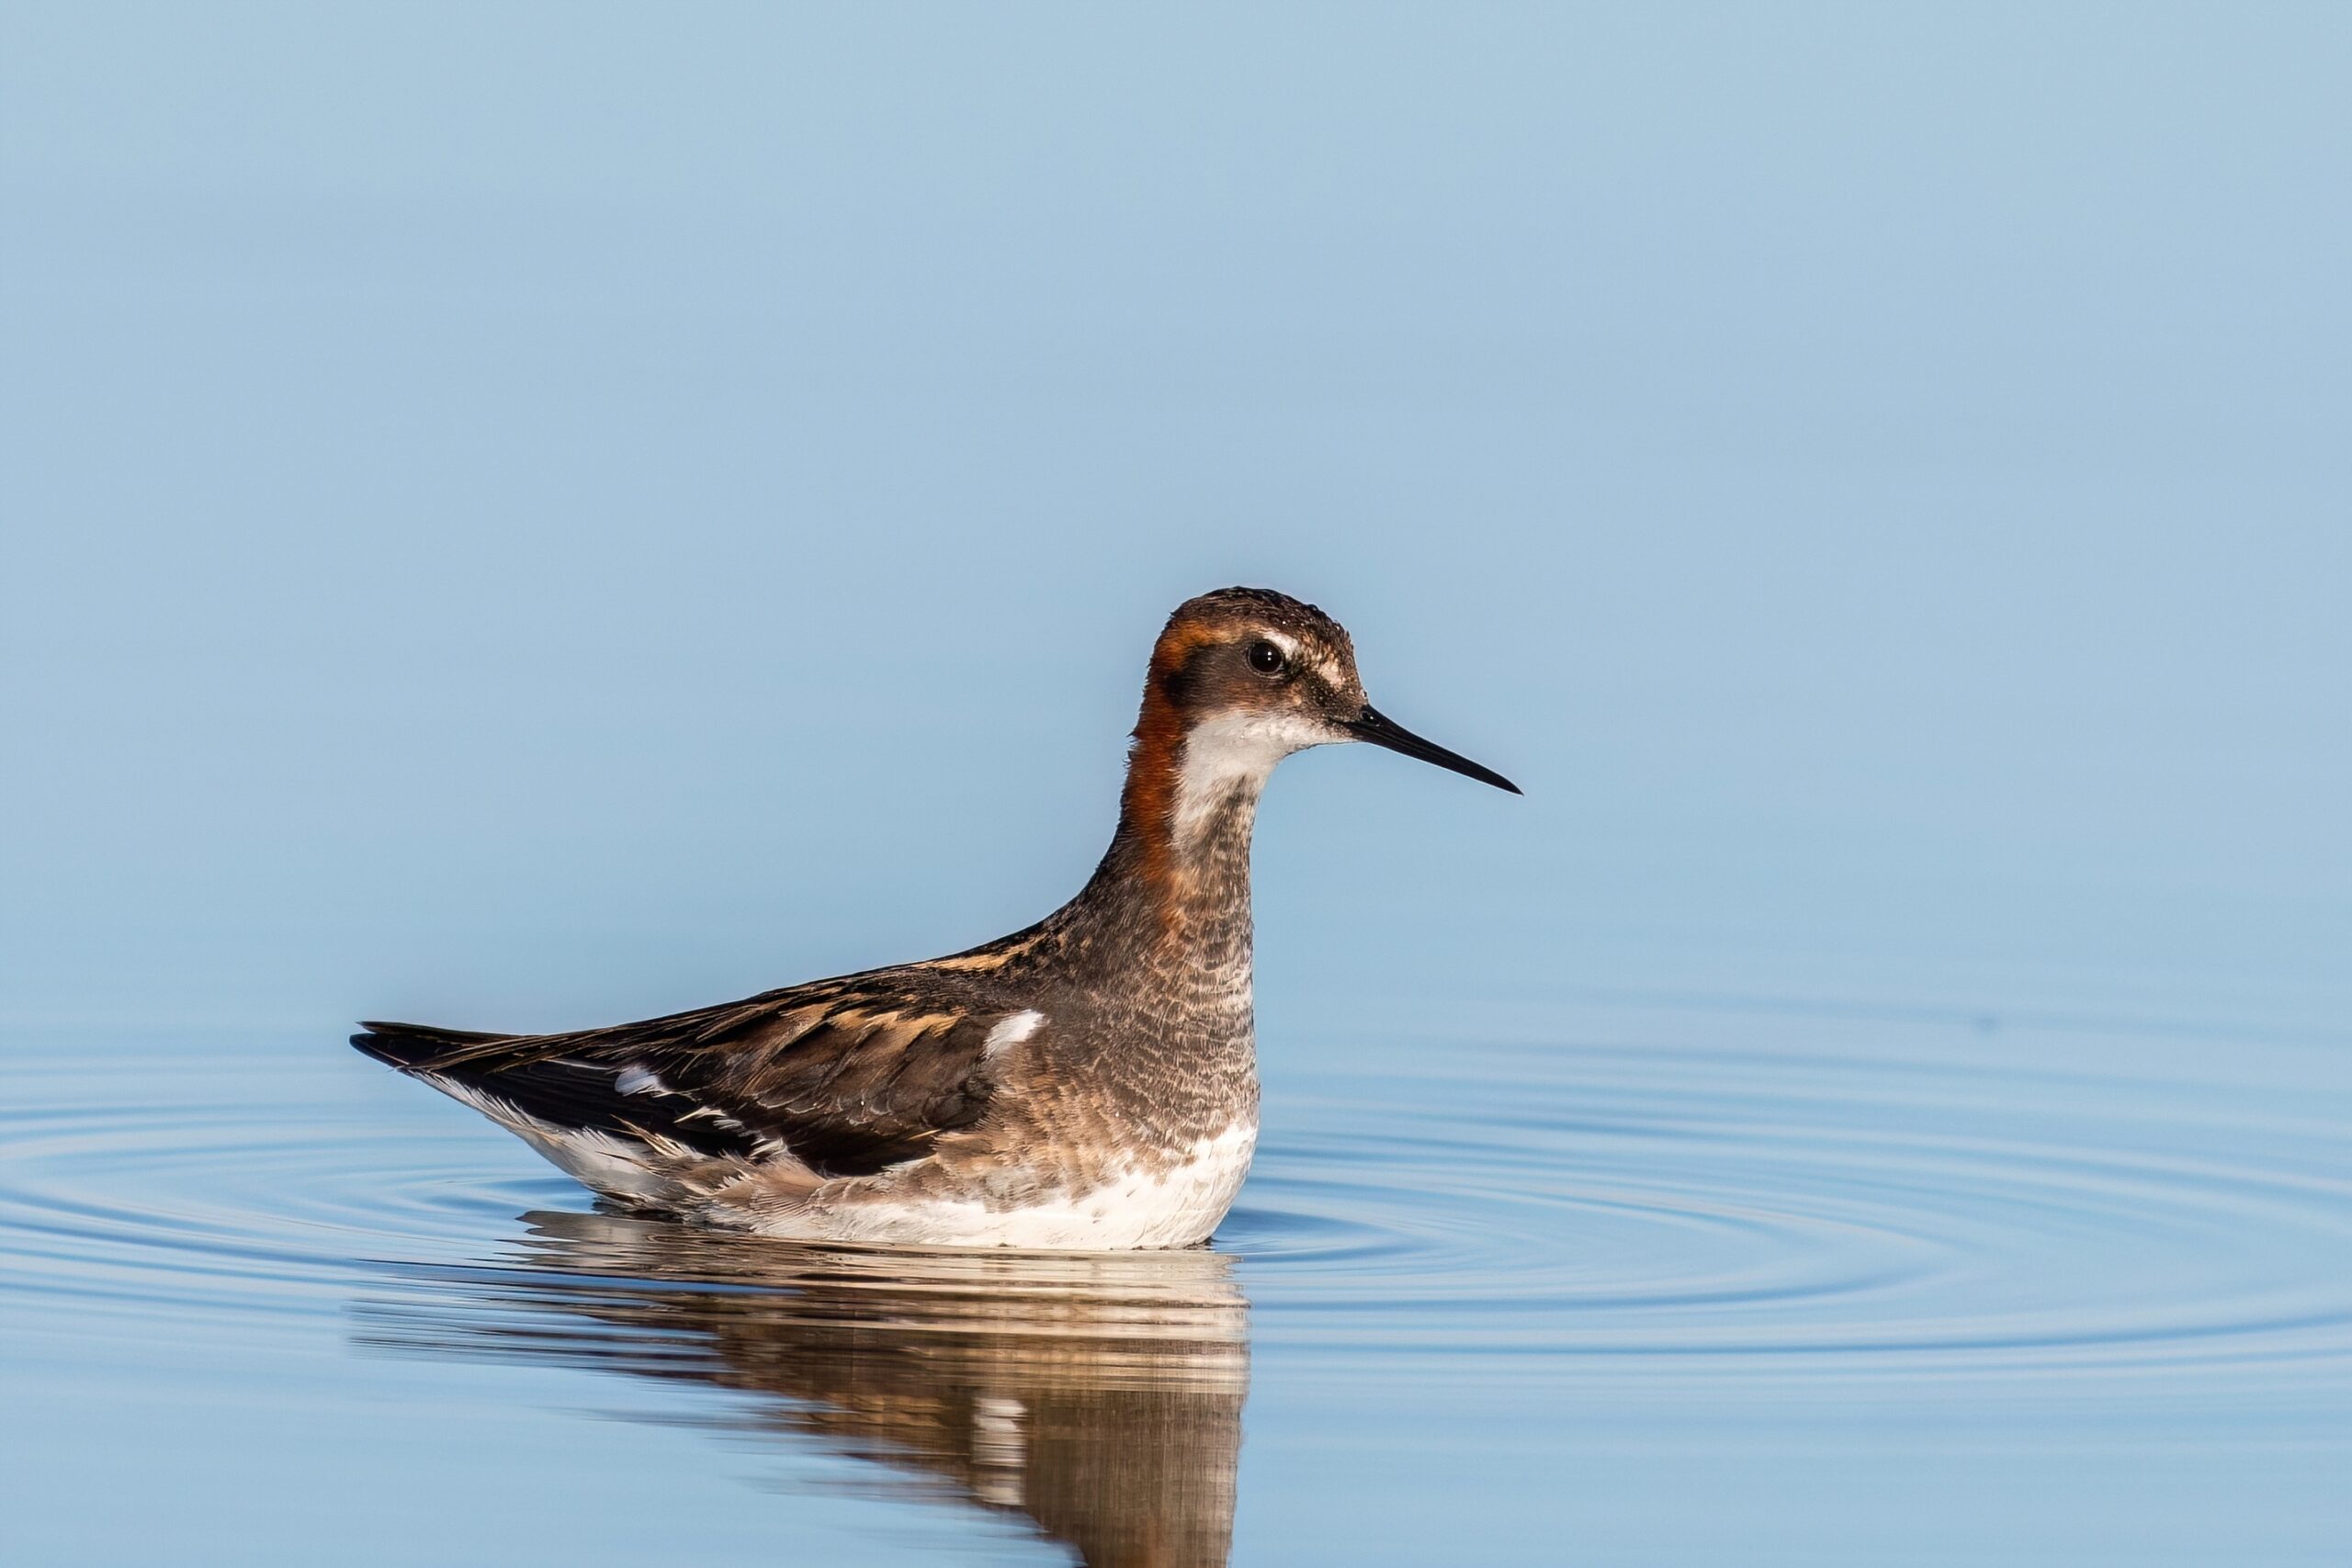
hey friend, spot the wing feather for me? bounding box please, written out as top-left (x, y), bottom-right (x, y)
top-left (355, 969), bottom-right (1039, 1180)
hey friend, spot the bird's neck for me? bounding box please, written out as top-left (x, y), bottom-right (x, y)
top-left (1086, 703), bottom-right (1279, 964)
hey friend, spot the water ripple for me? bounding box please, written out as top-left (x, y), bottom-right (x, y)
top-left (4, 1015), bottom-right (2350, 1391)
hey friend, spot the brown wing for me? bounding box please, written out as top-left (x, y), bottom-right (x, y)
top-left (354, 969), bottom-right (1030, 1179)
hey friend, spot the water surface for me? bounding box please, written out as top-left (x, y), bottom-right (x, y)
top-left (6, 987), bottom-right (2348, 1564)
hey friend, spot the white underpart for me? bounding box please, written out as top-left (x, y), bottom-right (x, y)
top-left (422, 1073), bottom-right (677, 1202)
top-left (1172, 709), bottom-right (1340, 840)
top-left (415, 1063), bottom-right (1255, 1249)
top-left (982, 1010), bottom-right (1044, 1059)
top-left (760, 1122), bottom-right (1260, 1250)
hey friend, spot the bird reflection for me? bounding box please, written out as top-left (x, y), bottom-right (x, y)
top-left (354, 1209), bottom-right (1248, 1568)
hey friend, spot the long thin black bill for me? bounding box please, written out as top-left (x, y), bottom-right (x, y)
top-left (1346, 705), bottom-right (1521, 795)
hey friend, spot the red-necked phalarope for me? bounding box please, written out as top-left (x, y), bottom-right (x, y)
top-left (355, 587), bottom-right (1519, 1249)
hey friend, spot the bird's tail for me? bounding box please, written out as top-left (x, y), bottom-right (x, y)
top-left (350, 1020), bottom-right (763, 1208)
top-left (351, 1020), bottom-right (511, 1072)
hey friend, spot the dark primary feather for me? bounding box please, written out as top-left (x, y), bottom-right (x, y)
top-left (353, 969), bottom-right (1027, 1179)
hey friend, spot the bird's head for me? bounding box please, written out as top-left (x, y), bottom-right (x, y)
top-left (1129, 587), bottom-right (1519, 847)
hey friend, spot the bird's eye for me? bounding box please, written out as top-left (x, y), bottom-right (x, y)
top-left (1247, 639), bottom-right (1288, 676)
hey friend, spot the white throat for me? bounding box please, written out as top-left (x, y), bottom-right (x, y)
top-left (1171, 711), bottom-right (1333, 841)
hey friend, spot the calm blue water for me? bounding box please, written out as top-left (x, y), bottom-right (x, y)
top-left (5, 6), bottom-right (2349, 1563)
top-left (7, 977), bottom-right (2351, 1563)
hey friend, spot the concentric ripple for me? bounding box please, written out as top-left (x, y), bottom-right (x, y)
top-left (5, 1003), bottom-right (2351, 1397)
top-left (1227, 1031), bottom-right (2352, 1384)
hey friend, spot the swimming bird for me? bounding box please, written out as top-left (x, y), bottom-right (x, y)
top-left (355, 587), bottom-right (1518, 1249)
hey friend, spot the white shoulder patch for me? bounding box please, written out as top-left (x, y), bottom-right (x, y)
top-left (983, 1010), bottom-right (1045, 1058)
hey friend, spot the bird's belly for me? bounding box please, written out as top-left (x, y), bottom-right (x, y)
top-left (763, 1122), bottom-right (1259, 1250)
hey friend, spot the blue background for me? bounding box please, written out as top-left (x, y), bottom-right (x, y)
top-left (6, 2), bottom-right (2345, 1039)
top-left (3, 9), bottom-right (2349, 1564)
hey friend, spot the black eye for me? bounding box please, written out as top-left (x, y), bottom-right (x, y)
top-left (1247, 639), bottom-right (1287, 676)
